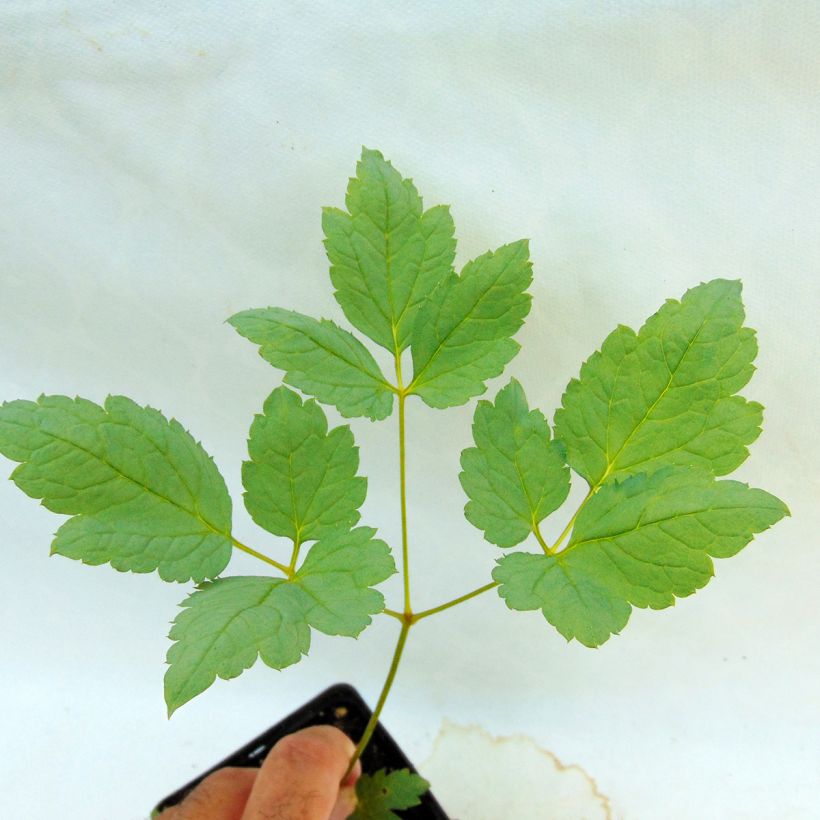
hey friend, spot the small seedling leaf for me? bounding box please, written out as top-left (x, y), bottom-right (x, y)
top-left (350, 768), bottom-right (430, 820)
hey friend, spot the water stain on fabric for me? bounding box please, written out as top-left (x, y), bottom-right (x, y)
top-left (420, 721), bottom-right (615, 820)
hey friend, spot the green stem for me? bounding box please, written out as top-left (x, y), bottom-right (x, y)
top-left (345, 347), bottom-right (414, 776)
top-left (344, 619), bottom-right (411, 779)
top-left (287, 531), bottom-right (302, 575)
top-left (352, 581), bottom-right (503, 777)
top-left (395, 351), bottom-right (411, 615)
top-left (549, 485), bottom-right (594, 553)
top-left (533, 521), bottom-right (550, 555)
top-left (230, 536), bottom-right (292, 577)
top-left (398, 393), bottom-right (411, 613)
top-left (412, 581), bottom-right (499, 622)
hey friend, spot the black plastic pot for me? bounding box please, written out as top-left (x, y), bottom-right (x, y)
top-left (153, 683), bottom-right (449, 818)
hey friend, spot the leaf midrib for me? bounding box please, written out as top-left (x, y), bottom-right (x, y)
top-left (279, 320), bottom-right (385, 383)
top-left (565, 503), bottom-right (766, 553)
top-left (408, 247), bottom-right (525, 392)
top-left (599, 308), bottom-right (714, 487)
top-left (40, 422), bottom-right (229, 541)
top-left (172, 580), bottom-right (287, 702)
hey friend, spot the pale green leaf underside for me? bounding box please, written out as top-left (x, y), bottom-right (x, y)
top-left (228, 308), bottom-right (393, 420)
top-left (164, 527), bottom-right (395, 714)
top-left (494, 467), bottom-right (788, 647)
top-left (555, 279), bottom-right (763, 487)
top-left (409, 240), bottom-right (533, 408)
top-left (164, 576), bottom-right (308, 715)
top-left (460, 379), bottom-right (570, 547)
top-left (295, 526), bottom-right (397, 636)
top-left (323, 147), bottom-right (456, 352)
top-left (0, 395), bottom-right (232, 582)
top-left (351, 769), bottom-right (430, 820)
top-left (243, 386), bottom-right (366, 544)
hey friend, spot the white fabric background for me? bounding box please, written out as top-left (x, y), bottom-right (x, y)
top-left (1, 2), bottom-right (818, 818)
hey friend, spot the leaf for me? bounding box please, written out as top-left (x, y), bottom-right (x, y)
top-left (459, 379), bottom-right (570, 547)
top-left (554, 279), bottom-right (763, 487)
top-left (243, 386), bottom-right (367, 544)
top-left (164, 577), bottom-right (309, 715)
top-left (164, 527), bottom-right (395, 714)
top-left (228, 308), bottom-right (394, 420)
top-left (324, 147), bottom-right (456, 353)
top-left (0, 395), bottom-right (232, 582)
top-left (409, 240), bottom-right (532, 408)
top-left (350, 769), bottom-right (430, 820)
top-left (295, 527), bottom-right (396, 636)
top-left (493, 467), bottom-right (788, 647)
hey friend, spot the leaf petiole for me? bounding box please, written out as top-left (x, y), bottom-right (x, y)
top-left (230, 536), bottom-right (293, 578)
top-left (382, 580), bottom-right (501, 625)
top-left (548, 485), bottom-right (595, 554)
top-left (395, 350), bottom-right (412, 616)
top-left (533, 521), bottom-right (551, 555)
top-left (412, 581), bottom-right (499, 622)
top-left (287, 531), bottom-right (302, 575)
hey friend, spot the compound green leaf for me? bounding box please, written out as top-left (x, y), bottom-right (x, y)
top-left (228, 308), bottom-right (393, 420)
top-left (350, 769), bottom-right (430, 820)
top-left (323, 147), bottom-right (456, 352)
top-left (494, 467), bottom-right (788, 647)
top-left (164, 576), bottom-right (308, 715)
top-left (554, 279), bottom-right (763, 487)
top-left (409, 240), bottom-right (532, 408)
top-left (460, 379), bottom-right (570, 547)
top-left (0, 395), bottom-right (232, 582)
top-left (243, 386), bottom-right (367, 544)
top-left (165, 528), bottom-right (395, 714)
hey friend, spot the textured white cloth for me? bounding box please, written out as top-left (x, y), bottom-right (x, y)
top-left (1, 2), bottom-right (818, 818)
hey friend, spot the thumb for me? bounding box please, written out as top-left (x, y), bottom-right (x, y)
top-left (329, 757), bottom-right (362, 820)
top-left (241, 725), bottom-right (357, 820)
top-left (329, 783), bottom-right (358, 820)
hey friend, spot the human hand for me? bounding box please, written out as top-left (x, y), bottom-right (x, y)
top-left (159, 725), bottom-right (361, 820)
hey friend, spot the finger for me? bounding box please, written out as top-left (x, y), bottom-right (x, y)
top-left (340, 757), bottom-right (362, 789)
top-left (329, 757), bottom-right (362, 820)
top-left (241, 725), bottom-right (357, 820)
top-left (160, 767), bottom-right (257, 820)
top-left (328, 784), bottom-right (359, 820)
